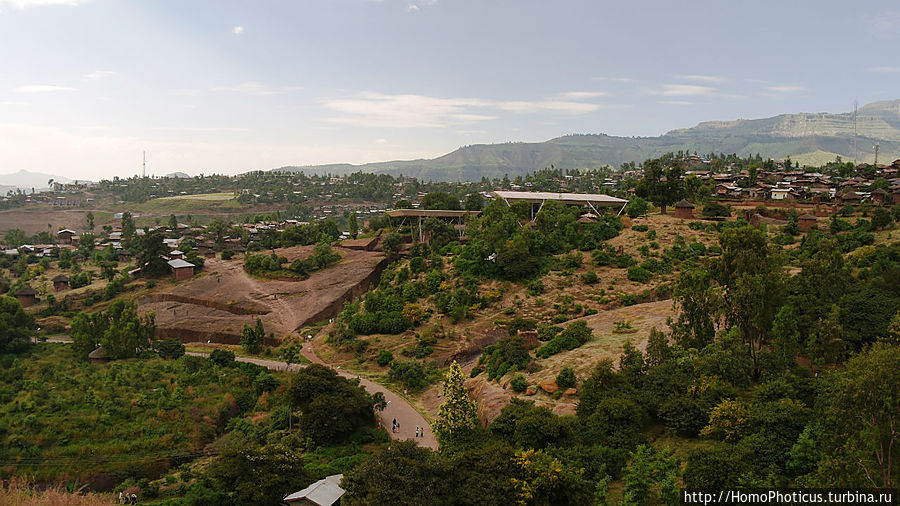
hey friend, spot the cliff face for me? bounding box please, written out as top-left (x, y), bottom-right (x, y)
top-left (276, 100), bottom-right (900, 181)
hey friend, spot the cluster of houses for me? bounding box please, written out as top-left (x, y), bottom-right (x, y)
top-left (687, 159), bottom-right (900, 205)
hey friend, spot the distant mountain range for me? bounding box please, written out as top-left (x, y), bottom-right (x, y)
top-left (277, 99), bottom-right (900, 181)
top-left (0, 170), bottom-right (71, 194)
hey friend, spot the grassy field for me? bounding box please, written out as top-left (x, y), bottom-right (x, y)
top-left (134, 193), bottom-right (247, 213)
top-left (0, 343), bottom-right (262, 485)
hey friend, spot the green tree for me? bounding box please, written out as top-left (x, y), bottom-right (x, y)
top-left (136, 231), bottom-right (170, 277)
top-left (241, 318), bottom-right (265, 354)
top-left (381, 232), bottom-right (402, 260)
top-left (624, 196), bottom-right (649, 218)
top-left (421, 191), bottom-right (460, 210)
top-left (464, 193), bottom-right (484, 211)
top-left (207, 436), bottom-right (313, 506)
top-left (120, 211), bottom-right (135, 244)
top-left (86, 211), bottom-right (95, 232)
top-left (70, 299), bottom-right (156, 360)
top-left (289, 364), bottom-right (374, 444)
top-left (206, 218), bottom-right (232, 248)
top-left (168, 213), bottom-right (178, 230)
top-left (3, 228), bottom-right (27, 248)
top-left (342, 441), bottom-right (449, 505)
top-left (635, 159), bottom-right (684, 214)
top-left (348, 212), bottom-right (359, 239)
top-left (433, 361), bottom-right (478, 444)
top-left (712, 226), bottom-right (784, 378)
top-left (620, 445), bottom-right (680, 506)
top-left (510, 448), bottom-right (592, 505)
top-left (816, 342), bottom-right (900, 488)
top-left (0, 295), bottom-right (35, 353)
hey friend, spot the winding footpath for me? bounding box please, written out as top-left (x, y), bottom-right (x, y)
top-left (39, 335), bottom-right (438, 450)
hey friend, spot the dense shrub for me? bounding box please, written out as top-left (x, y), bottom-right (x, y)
top-left (627, 267), bottom-right (651, 283)
top-left (556, 366), bottom-right (576, 389)
top-left (209, 349), bottom-right (235, 366)
top-left (536, 321), bottom-right (592, 358)
top-left (510, 374), bottom-right (528, 393)
top-left (377, 349), bottom-right (394, 366)
top-left (480, 336), bottom-right (531, 380)
top-left (388, 360), bottom-right (430, 391)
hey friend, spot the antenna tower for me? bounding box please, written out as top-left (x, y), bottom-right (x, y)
top-left (853, 100), bottom-right (858, 163)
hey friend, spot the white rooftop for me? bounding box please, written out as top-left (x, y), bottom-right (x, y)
top-left (167, 259), bottom-right (195, 269)
top-left (283, 474), bottom-right (345, 506)
top-left (491, 190), bottom-right (627, 206)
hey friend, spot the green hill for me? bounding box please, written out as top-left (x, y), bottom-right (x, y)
top-left (276, 99), bottom-right (900, 181)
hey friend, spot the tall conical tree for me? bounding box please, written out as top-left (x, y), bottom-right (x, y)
top-left (432, 361), bottom-right (478, 444)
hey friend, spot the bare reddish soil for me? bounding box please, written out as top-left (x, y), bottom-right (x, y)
top-left (139, 246), bottom-right (387, 343)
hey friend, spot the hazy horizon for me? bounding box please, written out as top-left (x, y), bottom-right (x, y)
top-left (1, 0), bottom-right (898, 180)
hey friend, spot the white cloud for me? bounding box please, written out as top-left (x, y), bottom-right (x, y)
top-left (659, 100), bottom-right (693, 105)
top-left (0, 0), bottom-right (87, 8)
top-left (211, 81), bottom-right (301, 96)
top-left (658, 84), bottom-right (716, 96)
top-left (375, 138), bottom-right (388, 144)
top-left (322, 91), bottom-right (604, 128)
top-left (233, 26), bottom-right (244, 35)
top-left (556, 91), bottom-right (606, 100)
top-left (82, 70), bottom-right (115, 80)
top-left (407, 0), bottom-right (436, 12)
top-left (762, 85), bottom-right (807, 93)
top-left (676, 74), bottom-right (727, 84)
top-left (0, 101), bottom-right (29, 106)
top-left (868, 66), bottom-right (900, 73)
top-left (592, 76), bottom-right (637, 83)
top-left (14, 85), bottom-right (75, 93)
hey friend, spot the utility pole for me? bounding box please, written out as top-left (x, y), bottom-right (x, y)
top-left (873, 144), bottom-right (879, 166)
top-left (142, 151), bottom-right (146, 178)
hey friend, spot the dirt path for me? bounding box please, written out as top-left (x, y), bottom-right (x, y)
top-left (298, 327), bottom-right (438, 450)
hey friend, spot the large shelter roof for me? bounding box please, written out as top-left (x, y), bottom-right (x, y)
top-left (386, 209), bottom-right (480, 218)
top-left (491, 190), bottom-right (627, 206)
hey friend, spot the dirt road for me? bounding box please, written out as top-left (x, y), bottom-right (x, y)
top-left (185, 348), bottom-right (438, 450)
top-left (298, 330), bottom-right (438, 450)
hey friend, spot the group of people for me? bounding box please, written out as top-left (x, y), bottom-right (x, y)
top-left (389, 417), bottom-right (427, 438)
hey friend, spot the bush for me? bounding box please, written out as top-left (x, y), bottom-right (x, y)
top-left (581, 271), bottom-right (599, 285)
top-left (156, 338), bottom-right (185, 359)
top-left (702, 202), bottom-right (731, 218)
top-left (526, 278), bottom-right (545, 296)
top-left (377, 349), bottom-right (394, 367)
top-left (209, 349), bottom-right (235, 366)
top-left (536, 321), bottom-right (592, 358)
top-left (556, 366), bottom-right (576, 389)
top-left (510, 374), bottom-right (528, 393)
top-left (632, 224), bottom-right (649, 232)
top-left (481, 335), bottom-right (531, 380)
top-left (627, 267), bottom-right (651, 283)
top-left (388, 360), bottom-right (430, 391)
top-left (614, 254), bottom-right (636, 268)
top-left (625, 197), bottom-right (649, 218)
top-left (221, 250), bottom-right (234, 260)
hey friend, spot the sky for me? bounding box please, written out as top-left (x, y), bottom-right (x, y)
top-left (0, 0), bottom-right (898, 181)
